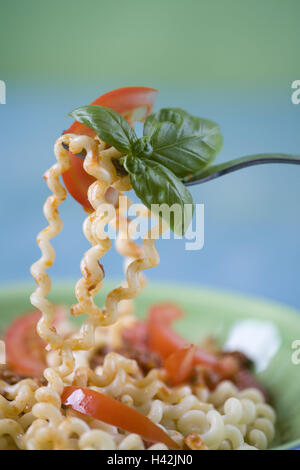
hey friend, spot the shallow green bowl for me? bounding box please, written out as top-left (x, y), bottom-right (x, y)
top-left (0, 281), bottom-right (300, 450)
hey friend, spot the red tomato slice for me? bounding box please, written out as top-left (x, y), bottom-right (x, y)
top-left (164, 345), bottom-right (196, 385)
top-left (147, 303), bottom-right (186, 357)
top-left (62, 86), bottom-right (158, 210)
top-left (122, 303), bottom-right (240, 384)
top-left (147, 303), bottom-right (238, 379)
top-left (148, 322), bottom-right (185, 359)
top-left (148, 303), bottom-right (183, 326)
top-left (62, 386), bottom-right (179, 449)
top-left (4, 307), bottom-right (66, 376)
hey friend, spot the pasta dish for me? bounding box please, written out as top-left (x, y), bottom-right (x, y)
top-left (0, 87), bottom-right (276, 450)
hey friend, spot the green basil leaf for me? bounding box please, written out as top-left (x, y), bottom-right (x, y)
top-left (143, 108), bottom-right (223, 178)
top-left (123, 156), bottom-right (194, 236)
top-left (68, 105), bottom-right (137, 153)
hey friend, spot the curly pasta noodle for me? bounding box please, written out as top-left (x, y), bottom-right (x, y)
top-left (0, 131), bottom-right (276, 450)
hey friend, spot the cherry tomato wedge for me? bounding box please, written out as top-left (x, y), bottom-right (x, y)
top-left (4, 307), bottom-right (66, 376)
top-left (147, 304), bottom-right (239, 379)
top-left (62, 386), bottom-right (179, 449)
top-left (148, 303), bottom-right (183, 327)
top-left (148, 304), bottom-right (218, 363)
top-left (122, 303), bottom-right (240, 384)
top-left (147, 303), bottom-right (187, 357)
top-left (62, 86), bottom-right (158, 210)
top-left (163, 345), bottom-right (196, 385)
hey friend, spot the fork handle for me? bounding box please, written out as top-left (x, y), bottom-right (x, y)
top-left (185, 153), bottom-right (300, 186)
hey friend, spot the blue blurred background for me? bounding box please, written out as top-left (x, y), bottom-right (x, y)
top-left (0, 0), bottom-right (299, 308)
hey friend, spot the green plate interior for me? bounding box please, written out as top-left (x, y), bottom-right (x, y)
top-left (0, 281), bottom-right (300, 450)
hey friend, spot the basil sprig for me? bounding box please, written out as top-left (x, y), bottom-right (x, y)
top-left (68, 105), bottom-right (223, 234)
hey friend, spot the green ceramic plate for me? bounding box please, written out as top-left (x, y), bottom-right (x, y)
top-left (1, 281), bottom-right (300, 450)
